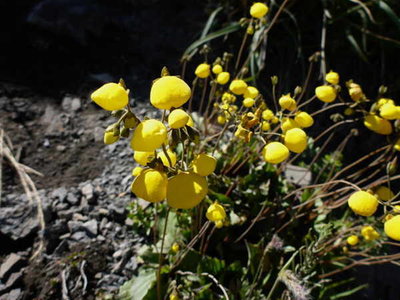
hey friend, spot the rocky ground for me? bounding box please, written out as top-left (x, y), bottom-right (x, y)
top-left (0, 87), bottom-right (157, 299)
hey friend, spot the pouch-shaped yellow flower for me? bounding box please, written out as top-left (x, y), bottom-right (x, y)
top-left (364, 114), bottom-right (392, 135)
top-left (284, 128), bottom-right (307, 153)
top-left (279, 94), bottom-right (296, 111)
top-left (263, 142), bottom-right (289, 164)
top-left (315, 85), bottom-right (336, 103)
top-left (385, 215), bottom-right (400, 241)
top-left (212, 64), bottom-right (223, 74)
top-left (262, 109), bottom-right (274, 121)
top-left (281, 118), bottom-right (299, 133)
top-left (244, 86), bottom-right (259, 99)
top-left (195, 63), bottom-right (211, 78)
top-left (91, 82), bottom-right (129, 111)
top-left (206, 202), bottom-right (226, 222)
top-left (229, 79), bottom-right (248, 95)
top-left (375, 186), bottom-right (394, 201)
top-left (348, 191), bottom-right (379, 217)
top-left (250, 2), bottom-right (269, 18)
top-left (104, 130), bottom-right (119, 145)
top-left (167, 172), bottom-right (208, 209)
top-left (217, 72), bottom-right (230, 85)
top-left (150, 76), bottom-right (191, 110)
top-left (243, 98), bottom-right (255, 107)
top-left (131, 119), bottom-right (167, 152)
top-left (325, 71), bottom-right (339, 85)
top-left (261, 121), bottom-right (270, 131)
top-left (347, 235), bottom-right (359, 246)
top-left (134, 151), bottom-right (153, 166)
top-left (294, 111), bottom-right (314, 128)
top-left (168, 109), bottom-right (189, 129)
top-left (192, 153), bottom-right (217, 176)
top-left (379, 103), bottom-right (400, 120)
top-left (131, 169), bottom-right (167, 203)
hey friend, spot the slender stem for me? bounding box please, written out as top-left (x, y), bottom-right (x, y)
top-left (157, 207), bottom-right (171, 300)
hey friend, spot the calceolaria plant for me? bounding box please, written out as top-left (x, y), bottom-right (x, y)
top-left (90, 2), bottom-right (400, 299)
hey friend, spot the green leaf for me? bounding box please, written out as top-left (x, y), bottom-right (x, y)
top-left (201, 6), bottom-right (223, 38)
top-left (183, 22), bottom-right (241, 58)
top-left (156, 211), bottom-right (181, 253)
top-left (376, 0), bottom-right (400, 32)
top-left (330, 284), bottom-right (368, 299)
top-left (346, 30), bottom-right (369, 63)
top-left (119, 269), bottom-right (157, 300)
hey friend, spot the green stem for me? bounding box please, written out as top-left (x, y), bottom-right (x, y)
top-left (157, 207), bottom-right (171, 300)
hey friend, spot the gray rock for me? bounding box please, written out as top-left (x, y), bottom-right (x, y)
top-left (72, 213), bottom-right (88, 222)
top-left (0, 254), bottom-right (26, 280)
top-left (82, 220), bottom-right (98, 237)
top-left (0, 204), bottom-right (38, 241)
top-left (70, 231), bottom-right (90, 242)
top-left (56, 145), bottom-right (66, 152)
top-left (66, 192), bottom-right (79, 206)
top-left (93, 127), bottom-right (104, 142)
top-left (50, 187), bottom-right (68, 201)
top-left (67, 220), bottom-right (83, 233)
top-left (71, 98), bottom-right (82, 112)
top-left (0, 288), bottom-right (22, 300)
top-left (0, 270), bottom-right (24, 294)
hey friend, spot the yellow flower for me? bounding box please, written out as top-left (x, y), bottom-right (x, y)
top-left (168, 109), bottom-right (189, 129)
top-left (284, 128), bottom-right (307, 154)
top-left (271, 116), bottom-right (279, 124)
top-left (212, 64), bottom-right (223, 74)
top-left (103, 129), bottom-right (119, 145)
top-left (217, 115), bottom-right (226, 124)
top-left (246, 25), bottom-right (254, 35)
top-left (167, 172), bottom-right (208, 209)
top-left (294, 111), bottom-right (314, 128)
top-left (134, 151), bottom-right (153, 166)
top-left (325, 71), bottom-right (339, 85)
top-left (234, 124), bottom-right (253, 142)
top-left (279, 94), bottom-right (297, 111)
top-left (364, 114), bottom-right (392, 135)
top-left (91, 82), bottom-right (129, 111)
top-left (206, 202), bottom-right (226, 222)
top-left (215, 220), bottom-right (224, 228)
top-left (159, 149), bottom-right (177, 168)
top-left (348, 83), bottom-right (363, 102)
top-left (379, 103), bottom-right (400, 120)
top-left (243, 98), bottom-right (255, 107)
top-left (393, 205), bottom-right (400, 213)
top-left (222, 92), bottom-right (235, 103)
top-left (192, 153), bottom-right (217, 176)
top-left (250, 2), bottom-right (269, 18)
top-left (347, 235), bottom-right (359, 246)
top-left (169, 294), bottom-right (179, 300)
top-left (385, 215), bottom-right (400, 241)
top-left (131, 166), bottom-right (143, 177)
top-left (195, 63), bottom-right (211, 78)
top-left (171, 242), bottom-right (180, 253)
top-left (131, 119), bottom-right (167, 152)
top-left (217, 72), bottom-right (230, 85)
top-left (315, 85), bottom-right (336, 103)
top-left (244, 86), bottom-right (259, 99)
top-left (261, 121), bottom-right (271, 131)
top-left (394, 138), bottom-right (400, 152)
top-left (361, 225), bottom-right (380, 241)
top-left (348, 191), bottom-right (379, 217)
top-left (131, 169), bottom-right (168, 203)
top-left (376, 98), bottom-right (394, 109)
top-left (262, 142), bottom-right (289, 164)
top-left (262, 109), bottom-right (274, 121)
top-left (375, 186), bottom-right (394, 201)
top-left (281, 118), bottom-right (299, 133)
top-left (150, 76), bottom-right (191, 110)
top-left (229, 79), bottom-right (248, 95)
top-left (187, 115), bottom-right (195, 127)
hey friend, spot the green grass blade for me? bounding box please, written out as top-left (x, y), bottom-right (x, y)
top-left (346, 30), bottom-right (369, 63)
top-left (201, 6), bottom-right (223, 38)
top-left (376, 0), bottom-right (400, 32)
